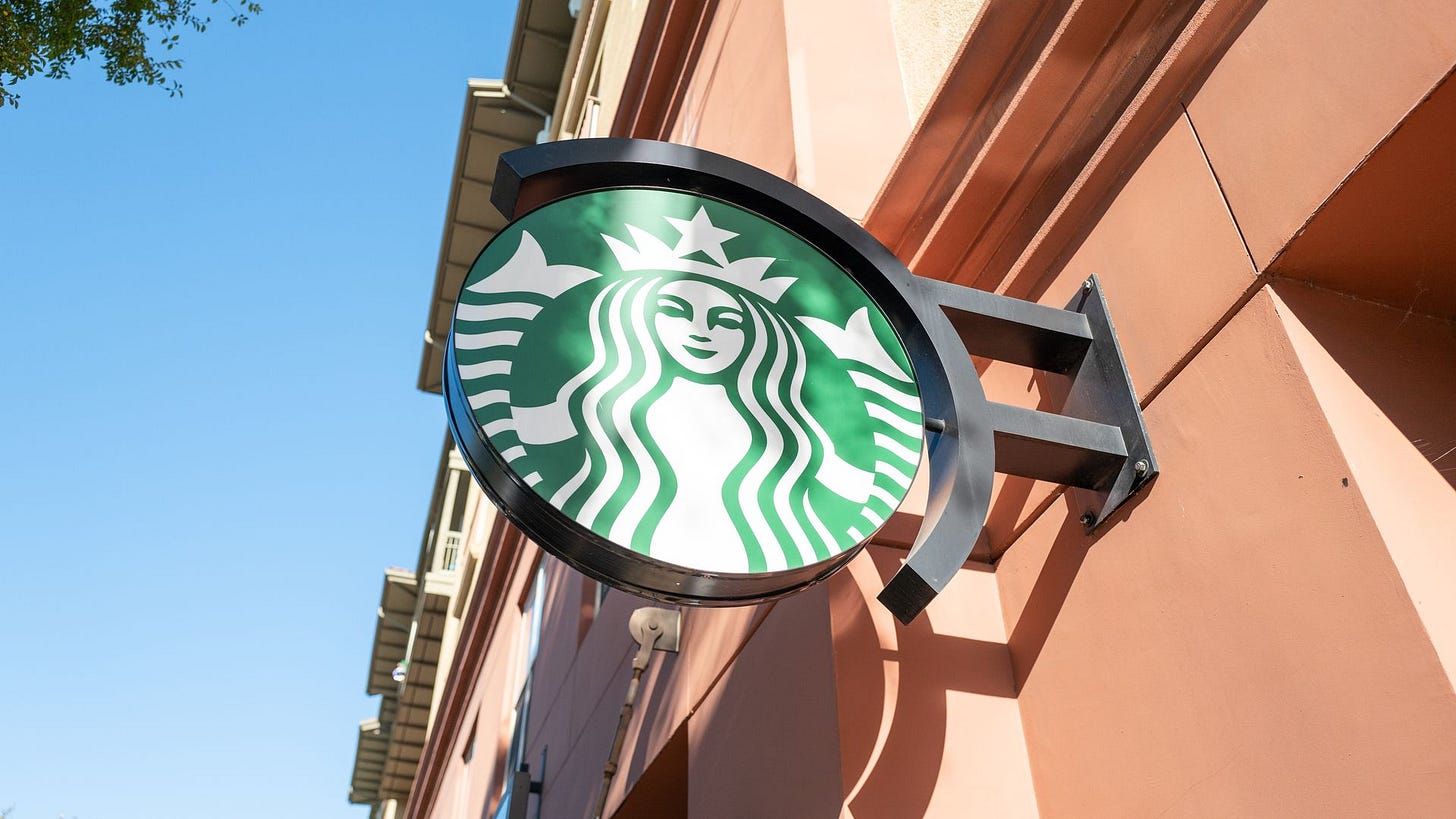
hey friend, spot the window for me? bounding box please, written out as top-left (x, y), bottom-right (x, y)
top-left (449, 470), bottom-right (471, 531)
top-left (492, 565), bottom-right (546, 817)
top-left (578, 579), bottom-right (612, 645)
top-left (453, 713), bottom-right (480, 819)
top-left (462, 717), bottom-right (477, 764)
top-left (440, 470), bottom-right (472, 571)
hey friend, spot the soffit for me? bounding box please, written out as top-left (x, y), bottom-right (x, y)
top-left (348, 707), bottom-right (393, 806)
top-left (863, 0), bottom-right (1261, 299)
top-left (417, 0), bottom-right (574, 394)
top-left (378, 615), bottom-right (446, 800)
top-left (1269, 70), bottom-right (1456, 319)
top-left (507, 0), bottom-right (575, 111)
top-left (367, 568), bottom-right (419, 696)
top-left (356, 573), bottom-right (453, 801)
top-left (366, 569), bottom-right (454, 691)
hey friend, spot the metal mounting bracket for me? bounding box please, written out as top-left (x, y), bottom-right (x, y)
top-left (627, 607), bottom-right (681, 656)
top-left (968, 274), bottom-right (1158, 528)
top-left (878, 273), bottom-right (1157, 623)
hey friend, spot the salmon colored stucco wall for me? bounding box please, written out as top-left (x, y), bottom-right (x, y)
top-left (997, 290), bottom-right (1456, 816)
top-left (830, 548), bottom-right (1039, 818)
top-left (1185, 0), bottom-right (1456, 269)
top-left (975, 110), bottom-right (1260, 555)
top-left (980, 1), bottom-right (1456, 813)
top-left (781, 0), bottom-right (912, 219)
top-left (1272, 284), bottom-right (1456, 693)
top-left (445, 559), bottom-right (841, 819)
top-left (429, 551), bottom-right (538, 819)
top-left (668, 0), bottom-right (914, 219)
top-left (668, 0), bottom-right (797, 181)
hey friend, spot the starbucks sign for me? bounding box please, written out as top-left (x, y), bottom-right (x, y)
top-left (454, 187), bottom-right (922, 580)
top-left (445, 139), bottom-right (1158, 617)
top-left (445, 134), bottom-right (980, 614)
top-left (444, 141), bottom-right (977, 606)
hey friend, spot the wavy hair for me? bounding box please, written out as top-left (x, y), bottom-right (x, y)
top-left (549, 274), bottom-right (838, 571)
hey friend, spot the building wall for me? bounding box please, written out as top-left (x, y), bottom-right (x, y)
top-left (429, 538), bottom-right (537, 819)
top-left (830, 547), bottom-right (1039, 817)
top-left (999, 288), bottom-right (1456, 816)
top-left (666, 0), bottom-right (798, 182)
top-left (991, 1), bottom-right (1456, 812)
top-left (405, 0), bottom-right (1456, 816)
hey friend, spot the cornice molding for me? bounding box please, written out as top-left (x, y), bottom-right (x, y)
top-left (865, 0), bottom-right (1263, 299)
top-left (611, 0), bottom-right (721, 139)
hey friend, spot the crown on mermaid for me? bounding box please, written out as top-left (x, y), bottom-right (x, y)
top-left (602, 207), bottom-right (797, 303)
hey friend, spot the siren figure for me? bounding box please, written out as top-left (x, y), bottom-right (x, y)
top-left (455, 203), bottom-right (923, 574)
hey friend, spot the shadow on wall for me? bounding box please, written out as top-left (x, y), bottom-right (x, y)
top-left (1005, 490), bottom-right (1155, 690)
top-left (677, 587), bottom-right (845, 819)
top-left (573, 467), bottom-right (1156, 818)
top-left (1273, 281), bottom-right (1456, 490)
top-left (1003, 495), bottom-right (1099, 691)
top-left (832, 548), bottom-right (1012, 819)
top-left (612, 722), bottom-right (689, 819)
top-left (974, 352), bottom-right (1072, 561)
top-left (832, 482), bottom-right (1157, 818)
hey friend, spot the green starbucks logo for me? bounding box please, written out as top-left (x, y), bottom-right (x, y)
top-left (452, 189), bottom-right (922, 574)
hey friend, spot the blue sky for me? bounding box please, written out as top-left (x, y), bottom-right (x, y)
top-left (0, 3), bottom-right (514, 816)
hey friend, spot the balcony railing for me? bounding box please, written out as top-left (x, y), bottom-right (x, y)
top-left (438, 532), bottom-right (462, 572)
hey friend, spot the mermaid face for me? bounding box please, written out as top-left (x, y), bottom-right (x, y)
top-left (653, 279), bottom-right (746, 376)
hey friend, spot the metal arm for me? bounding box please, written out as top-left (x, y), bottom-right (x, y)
top-left (878, 274), bottom-right (1158, 624)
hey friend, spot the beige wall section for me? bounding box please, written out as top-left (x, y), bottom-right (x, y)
top-left (669, 0), bottom-right (797, 180)
top-left (1186, 0), bottom-right (1456, 268)
top-left (594, 0), bottom-right (653, 132)
top-left (997, 290), bottom-right (1456, 816)
top-left (781, 0), bottom-right (913, 219)
top-left (426, 549), bottom-right (539, 819)
top-left (890, 0), bottom-right (982, 121)
top-left (831, 546), bottom-right (1038, 818)
top-left (427, 493), bottom-right (495, 727)
top-left (1273, 283), bottom-right (1456, 691)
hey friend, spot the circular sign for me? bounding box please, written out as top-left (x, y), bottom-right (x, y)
top-left (445, 187), bottom-right (924, 603)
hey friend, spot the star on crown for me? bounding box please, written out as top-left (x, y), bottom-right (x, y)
top-left (602, 206), bottom-right (797, 303)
